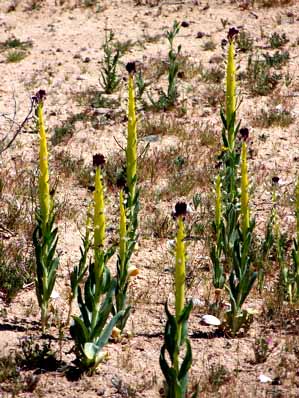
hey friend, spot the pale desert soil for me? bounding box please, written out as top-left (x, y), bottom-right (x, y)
top-left (1, 0), bottom-right (299, 397)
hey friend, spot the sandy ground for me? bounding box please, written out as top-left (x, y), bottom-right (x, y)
top-left (1, 0), bottom-right (299, 397)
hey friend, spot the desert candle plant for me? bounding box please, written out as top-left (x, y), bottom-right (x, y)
top-left (220, 27), bottom-right (241, 206)
top-left (70, 154), bottom-right (123, 373)
top-left (225, 143), bottom-right (257, 336)
top-left (160, 202), bottom-right (194, 398)
top-left (32, 90), bottom-right (59, 333)
top-left (112, 63), bottom-right (140, 332)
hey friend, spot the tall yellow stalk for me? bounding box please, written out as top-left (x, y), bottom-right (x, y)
top-left (94, 165), bottom-right (105, 276)
top-left (226, 31), bottom-right (237, 151)
top-left (175, 217), bottom-right (186, 335)
top-left (126, 72), bottom-right (137, 201)
top-left (37, 100), bottom-right (51, 233)
top-left (241, 142), bottom-right (250, 239)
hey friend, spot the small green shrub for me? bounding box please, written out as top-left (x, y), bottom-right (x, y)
top-left (6, 50), bottom-right (27, 63)
top-left (100, 30), bottom-right (122, 94)
top-left (252, 107), bottom-right (294, 128)
top-left (200, 66), bottom-right (224, 84)
top-left (246, 54), bottom-right (281, 96)
top-left (263, 50), bottom-right (289, 69)
top-left (237, 30), bottom-right (253, 52)
top-left (149, 21), bottom-right (181, 110)
top-left (269, 32), bottom-right (289, 49)
top-left (51, 112), bottom-right (89, 145)
top-left (202, 39), bottom-right (216, 51)
top-left (0, 242), bottom-right (34, 303)
top-left (0, 37), bottom-right (32, 51)
top-left (207, 364), bottom-right (231, 392)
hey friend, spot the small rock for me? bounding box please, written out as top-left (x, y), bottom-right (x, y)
top-left (259, 374), bottom-right (272, 383)
top-left (196, 31), bottom-right (205, 39)
top-left (181, 21), bottom-right (189, 28)
top-left (83, 57), bottom-right (91, 63)
top-left (141, 135), bottom-right (160, 143)
top-left (74, 53), bottom-right (80, 59)
top-left (201, 314), bottom-right (221, 326)
top-left (209, 55), bottom-right (223, 64)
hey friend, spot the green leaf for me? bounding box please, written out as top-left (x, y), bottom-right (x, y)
top-left (178, 338), bottom-right (192, 381)
top-left (95, 310), bottom-right (125, 350)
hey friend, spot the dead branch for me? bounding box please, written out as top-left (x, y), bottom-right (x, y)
top-left (0, 95), bottom-right (36, 156)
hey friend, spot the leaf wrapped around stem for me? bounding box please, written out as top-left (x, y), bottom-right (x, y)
top-left (160, 302), bottom-right (193, 398)
top-left (33, 206), bottom-right (59, 332)
top-left (241, 143), bottom-right (250, 240)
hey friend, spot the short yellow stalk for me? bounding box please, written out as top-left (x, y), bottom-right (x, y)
top-left (241, 142), bottom-right (250, 239)
top-left (296, 178), bottom-right (299, 245)
top-left (295, 177), bottom-right (299, 272)
top-left (126, 73), bottom-right (137, 201)
top-left (37, 101), bottom-right (51, 233)
top-left (215, 174), bottom-right (222, 240)
top-left (226, 37), bottom-right (236, 151)
top-left (94, 166), bottom-right (105, 276)
top-left (119, 189), bottom-right (126, 273)
top-left (173, 215), bottom-right (186, 373)
top-left (175, 217), bottom-right (186, 336)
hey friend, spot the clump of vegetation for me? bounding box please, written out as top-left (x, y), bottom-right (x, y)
top-left (51, 111), bottom-right (90, 145)
top-left (252, 107), bottom-right (294, 128)
top-left (6, 50), bottom-right (27, 63)
top-left (0, 241), bottom-right (34, 303)
top-left (100, 30), bottom-right (122, 94)
top-left (246, 54), bottom-right (281, 96)
top-left (139, 114), bottom-right (188, 138)
top-left (236, 30), bottom-right (253, 52)
top-left (255, 0), bottom-right (294, 8)
top-left (202, 39), bottom-right (216, 51)
top-left (200, 65), bottom-right (224, 84)
top-left (149, 20), bottom-right (181, 110)
top-left (269, 32), bottom-right (289, 49)
top-left (0, 37), bottom-right (32, 51)
top-left (207, 364), bottom-right (231, 392)
top-left (263, 50), bottom-right (289, 69)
